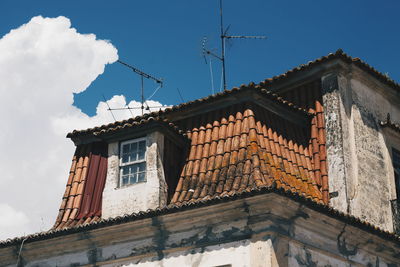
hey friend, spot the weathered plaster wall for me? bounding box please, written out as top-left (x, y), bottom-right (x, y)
top-left (322, 73), bottom-right (349, 214)
top-left (118, 240), bottom-right (251, 267)
top-left (288, 240), bottom-right (393, 267)
top-left (322, 69), bottom-right (400, 231)
top-left (4, 194), bottom-right (399, 267)
top-left (102, 131), bottom-right (168, 219)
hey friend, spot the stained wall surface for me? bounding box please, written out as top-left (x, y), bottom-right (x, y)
top-left (5, 195), bottom-right (398, 267)
top-left (344, 73), bottom-right (400, 230)
top-left (102, 131), bottom-right (167, 219)
top-left (321, 70), bottom-right (400, 231)
top-left (277, 72), bottom-right (400, 231)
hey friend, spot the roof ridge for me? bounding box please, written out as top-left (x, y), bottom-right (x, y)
top-left (261, 49), bottom-right (400, 90)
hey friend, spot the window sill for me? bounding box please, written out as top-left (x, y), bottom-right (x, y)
top-left (114, 180), bottom-right (147, 190)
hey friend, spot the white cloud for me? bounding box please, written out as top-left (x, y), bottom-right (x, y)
top-left (53, 96), bottom-right (166, 134)
top-left (0, 204), bottom-right (30, 240)
top-left (0, 16), bottom-right (165, 240)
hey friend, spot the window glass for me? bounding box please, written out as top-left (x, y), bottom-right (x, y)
top-left (121, 140), bottom-right (146, 163)
top-left (138, 141), bottom-right (146, 160)
top-left (120, 139), bottom-right (146, 186)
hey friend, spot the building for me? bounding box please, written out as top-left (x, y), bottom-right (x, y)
top-left (1, 49), bottom-right (400, 266)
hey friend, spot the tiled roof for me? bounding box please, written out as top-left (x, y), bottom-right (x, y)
top-left (380, 113), bottom-right (400, 134)
top-left (2, 185), bottom-right (399, 248)
top-left (53, 142), bottom-right (107, 230)
top-left (171, 102), bottom-right (327, 204)
top-left (279, 80), bottom-right (328, 201)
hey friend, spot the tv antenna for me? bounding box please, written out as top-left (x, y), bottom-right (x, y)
top-left (202, 0), bottom-right (267, 91)
top-left (110, 59), bottom-right (163, 116)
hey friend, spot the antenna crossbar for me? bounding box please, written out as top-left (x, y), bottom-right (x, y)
top-left (117, 59), bottom-right (163, 116)
top-left (224, 35), bottom-right (267, 39)
top-left (202, 0), bottom-right (267, 91)
top-left (117, 60), bottom-right (162, 84)
top-left (107, 105), bottom-right (166, 111)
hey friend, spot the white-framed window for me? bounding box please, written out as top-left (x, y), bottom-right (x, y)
top-left (119, 137), bottom-right (147, 186)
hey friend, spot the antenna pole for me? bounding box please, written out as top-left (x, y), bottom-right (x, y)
top-left (141, 75), bottom-right (144, 116)
top-left (102, 94), bottom-right (117, 122)
top-left (219, 0), bottom-right (227, 91)
top-left (202, 1), bottom-right (267, 92)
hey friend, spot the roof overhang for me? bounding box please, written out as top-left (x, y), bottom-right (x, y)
top-left (1, 188), bottom-right (399, 265)
top-left (70, 118), bottom-right (189, 146)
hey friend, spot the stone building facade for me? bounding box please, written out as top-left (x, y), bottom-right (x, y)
top-left (1, 49), bottom-right (400, 266)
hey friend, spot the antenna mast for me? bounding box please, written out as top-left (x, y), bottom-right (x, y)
top-left (117, 60), bottom-right (163, 115)
top-left (203, 0), bottom-right (267, 91)
top-left (219, 0), bottom-right (227, 91)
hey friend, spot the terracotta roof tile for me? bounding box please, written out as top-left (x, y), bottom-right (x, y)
top-left (53, 142), bottom-right (108, 230)
top-left (171, 101), bottom-right (325, 204)
top-left (278, 80), bottom-right (328, 203)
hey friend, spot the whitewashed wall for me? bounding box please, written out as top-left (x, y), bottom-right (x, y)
top-left (102, 131), bottom-right (167, 219)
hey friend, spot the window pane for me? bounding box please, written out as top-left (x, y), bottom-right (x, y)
top-left (122, 166), bottom-right (127, 175)
top-left (122, 154), bottom-right (129, 163)
top-left (131, 142), bottom-right (138, 153)
top-left (139, 140), bottom-right (146, 150)
top-left (129, 173), bottom-right (137, 184)
top-left (122, 144), bottom-right (130, 153)
top-left (122, 176), bottom-right (129, 186)
top-left (138, 150), bottom-right (145, 160)
top-left (138, 141), bottom-right (146, 160)
top-left (122, 166), bottom-right (130, 175)
top-left (121, 140), bottom-right (147, 163)
top-left (120, 139), bottom-right (147, 186)
top-left (120, 162), bottom-right (146, 186)
top-left (138, 172), bottom-right (145, 182)
top-left (138, 162), bottom-right (146, 172)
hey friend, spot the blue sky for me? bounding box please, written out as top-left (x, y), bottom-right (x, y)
top-left (1, 0), bottom-right (399, 116)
